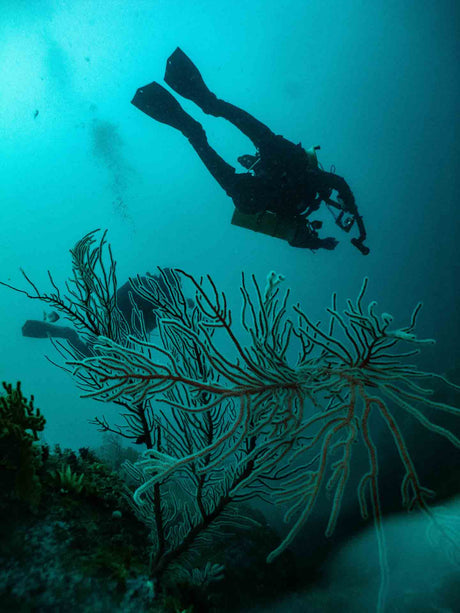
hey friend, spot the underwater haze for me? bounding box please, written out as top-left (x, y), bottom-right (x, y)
top-left (0, 1), bottom-right (459, 612)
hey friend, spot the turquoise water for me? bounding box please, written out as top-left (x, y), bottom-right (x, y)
top-left (1, 2), bottom-right (458, 611)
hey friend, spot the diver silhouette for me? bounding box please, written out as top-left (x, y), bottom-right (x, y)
top-left (21, 269), bottom-right (184, 357)
top-left (131, 47), bottom-right (369, 255)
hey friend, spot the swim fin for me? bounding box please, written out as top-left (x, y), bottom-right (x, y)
top-left (164, 47), bottom-right (218, 114)
top-left (131, 81), bottom-right (203, 137)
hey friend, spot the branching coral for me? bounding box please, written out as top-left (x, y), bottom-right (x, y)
top-left (68, 266), bottom-right (459, 610)
top-left (2, 231), bottom-right (458, 611)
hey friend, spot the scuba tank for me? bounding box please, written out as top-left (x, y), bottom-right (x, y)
top-left (231, 209), bottom-right (316, 245)
top-left (231, 207), bottom-right (324, 250)
top-left (231, 209), bottom-right (299, 242)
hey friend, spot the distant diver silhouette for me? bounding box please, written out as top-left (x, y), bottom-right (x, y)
top-left (21, 269), bottom-right (185, 356)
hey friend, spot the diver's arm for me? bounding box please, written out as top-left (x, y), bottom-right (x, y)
top-left (318, 171), bottom-right (370, 253)
top-left (313, 170), bottom-right (357, 215)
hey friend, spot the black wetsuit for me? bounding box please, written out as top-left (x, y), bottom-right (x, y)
top-left (183, 98), bottom-right (355, 219)
top-left (131, 47), bottom-right (368, 253)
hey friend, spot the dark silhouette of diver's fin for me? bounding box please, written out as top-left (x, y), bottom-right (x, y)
top-left (22, 320), bottom-right (78, 341)
top-left (22, 320), bottom-right (92, 356)
top-left (131, 81), bottom-right (203, 137)
top-left (164, 47), bottom-right (218, 113)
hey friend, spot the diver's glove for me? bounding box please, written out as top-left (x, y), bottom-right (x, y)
top-left (287, 215), bottom-right (339, 250)
top-left (288, 232), bottom-right (338, 251)
top-left (318, 237), bottom-right (339, 250)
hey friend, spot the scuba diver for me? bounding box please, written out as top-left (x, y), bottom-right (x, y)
top-left (21, 269), bottom-right (188, 356)
top-left (131, 47), bottom-right (369, 255)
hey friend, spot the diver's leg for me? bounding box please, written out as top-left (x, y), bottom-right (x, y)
top-left (187, 132), bottom-right (241, 195)
top-left (131, 80), bottom-right (263, 210)
top-left (207, 99), bottom-right (278, 148)
top-left (183, 131), bottom-right (266, 212)
top-left (22, 320), bottom-right (92, 356)
top-left (131, 81), bottom-right (204, 137)
top-left (164, 48), bottom-right (276, 148)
